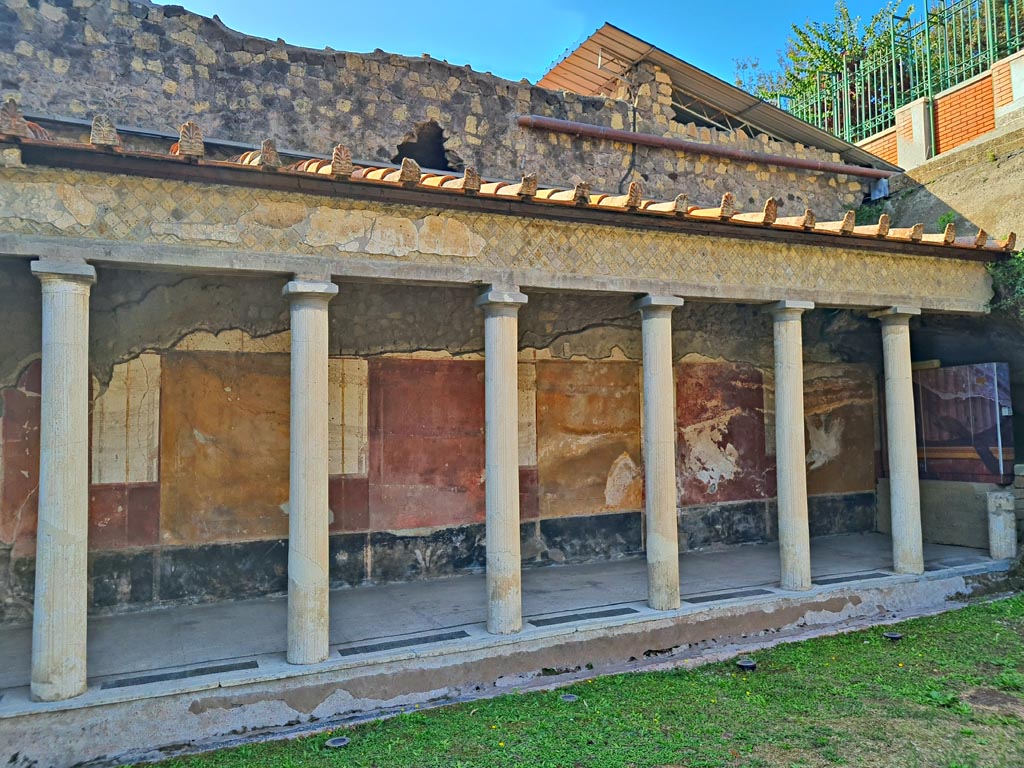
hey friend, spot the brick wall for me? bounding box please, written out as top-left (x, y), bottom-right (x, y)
top-left (860, 129), bottom-right (898, 166)
top-left (933, 75), bottom-right (996, 155)
top-left (993, 59), bottom-right (1014, 108)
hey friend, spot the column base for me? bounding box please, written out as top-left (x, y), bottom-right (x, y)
top-left (780, 579), bottom-right (813, 592)
top-left (31, 677), bottom-right (87, 703)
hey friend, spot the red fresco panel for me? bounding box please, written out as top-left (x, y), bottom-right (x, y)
top-left (676, 361), bottom-right (772, 506)
top-left (88, 485), bottom-right (127, 550)
top-left (1, 362), bottom-right (41, 556)
top-left (368, 359), bottom-right (485, 531)
top-left (124, 483), bottom-right (160, 546)
top-left (3, 361), bottom-right (161, 556)
top-left (329, 475), bottom-right (370, 533)
top-left (89, 483), bottom-right (161, 550)
top-left (519, 466), bottom-right (539, 520)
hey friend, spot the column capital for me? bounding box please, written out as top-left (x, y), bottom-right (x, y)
top-left (767, 299), bottom-right (814, 317)
top-left (869, 306), bottom-right (921, 324)
top-left (31, 258), bottom-right (96, 285)
top-left (630, 294), bottom-right (684, 314)
top-left (476, 285), bottom-right (528, 310)
top-left (283, 279), bottom-right (339, 301)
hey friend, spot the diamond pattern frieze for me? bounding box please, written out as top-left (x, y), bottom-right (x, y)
top-left (0, 165), bottom-right (992, 313)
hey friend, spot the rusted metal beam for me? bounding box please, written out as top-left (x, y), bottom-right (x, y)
top-left (516, 114), bottom-right (895, 180)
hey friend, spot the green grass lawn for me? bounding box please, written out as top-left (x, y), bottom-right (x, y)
top-left (161, 595), bottom-right (1024, 768)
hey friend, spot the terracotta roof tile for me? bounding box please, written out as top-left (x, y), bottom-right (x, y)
top-left (0, 104), bottom-right (1014, 257)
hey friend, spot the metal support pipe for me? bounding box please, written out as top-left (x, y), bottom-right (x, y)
top-left (516, 115), bottom-right (895, 179)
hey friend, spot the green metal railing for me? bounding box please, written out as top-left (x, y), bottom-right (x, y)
top-left (777, 0), bottom-right (1024, 144)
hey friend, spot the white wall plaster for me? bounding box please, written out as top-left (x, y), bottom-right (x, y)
top-left (91, 353), bottom-right (161, 484)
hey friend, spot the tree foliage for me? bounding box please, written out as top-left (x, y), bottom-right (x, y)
top-left (734, 0), bottom-right (907, 99)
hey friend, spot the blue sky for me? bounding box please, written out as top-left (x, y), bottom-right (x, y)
top-left (156, 0), bottom-right (910, 87)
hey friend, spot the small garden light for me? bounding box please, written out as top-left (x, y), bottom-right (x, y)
top-left (560, 693), bottom-right (579, 702)
top-left (736, 657), bottom-right (757, 672)
top-left (324, 736), bottom-right (351, 749)
top-left (883, 631), bottom-right (904, 642)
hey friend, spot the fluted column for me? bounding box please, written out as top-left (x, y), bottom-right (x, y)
top-left (872, 306), bottom-right (924, 575)
top-left (631, 294), bottom-right (683, 610)
top-left (283, 278), bottom-right (338, 664)
top-left (771, 300), bottom-right (814, 591)
top-left (30, 258), bottom-right (96, 702)
top-left (476, 286), bottom-right (527, 635)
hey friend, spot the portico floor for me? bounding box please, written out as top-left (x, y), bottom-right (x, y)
top-left (0, 532), bottom-right (993, 695)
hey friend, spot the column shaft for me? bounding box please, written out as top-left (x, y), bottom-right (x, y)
top-left (30, 259), bottom-right (96, 702)
top-left (477, 287), bottom-right (527, 635)
top-left (772, 301), bottom-right (813, 591)
top-left (633, 295), bottom-right (683, 610)
top-left (284, 279), bottom-right (338, 664)
top-left (877, 310), bottom-right (924, 574)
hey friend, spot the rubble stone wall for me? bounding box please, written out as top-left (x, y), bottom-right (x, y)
top-left (0, 0), bottom-right (867, 215)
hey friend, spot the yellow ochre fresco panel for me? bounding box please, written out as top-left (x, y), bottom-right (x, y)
top-left (159, 351), bottom-right (290, 545)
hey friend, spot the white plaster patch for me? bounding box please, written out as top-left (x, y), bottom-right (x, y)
top-left (328, 358), bottom-right (368, 476)
top-left (56, 183), bottom-right (100, 227)
top-left (91, 353), bottom-right (161, 484)
top-left (681, 407), bottom-right (742, 494)
top-left (417, 215), bottom-right (485, 259)
top-left (805, 414), bottom-right (845, 470)
top-left (604, 451), bottom-right (641, 507)
top-left (518, 362), bottom-right (537, 466)
top-left (303, 207), bottom-right (372, 249)
top-left (365, 216), bottom-right (417, 257)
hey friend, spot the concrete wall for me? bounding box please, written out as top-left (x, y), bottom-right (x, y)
top-left (0, 0), bottom-right (866, 215)
top-left (0, 264), bottom-right (883, 622)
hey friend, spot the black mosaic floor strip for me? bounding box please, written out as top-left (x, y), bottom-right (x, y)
top-left (815, 571), bottom-right (891, 585)
top-left (100, 660), bottom-right (259, 690)
top-left (682, 588), bottom-right (774, 604)
top-left (925, 562), bottom-right (950, 572)
top-left (338, 630), bottom-right (470, 657)
top-left (529, 607), bottom-right (640, 627)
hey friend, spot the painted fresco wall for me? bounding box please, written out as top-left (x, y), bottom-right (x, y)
top-left (915, 363), bottom-right (1014, 483)
top-left (878, 362), bottom-right (1015, 484)
top-left (0, 265), bottom-right (884, 622)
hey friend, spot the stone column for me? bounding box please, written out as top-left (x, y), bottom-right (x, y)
top-left (30, 258), bottom-right (96, 702)
top-left (283, 278), bottom-right (338, 664)
top-left (771, 300), bottom-right (814, 591)
top-left (631, 294), bottom-right (684, 611)
top-left (476, 286), bottom-right (528, 635)
top-left (872, 307), bottom-right (924, 575)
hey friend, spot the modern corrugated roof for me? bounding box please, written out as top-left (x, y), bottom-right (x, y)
top-left (538, 23), bottom-right (901, 172)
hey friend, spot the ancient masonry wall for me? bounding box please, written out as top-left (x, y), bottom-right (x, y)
top-left (1, 0), bottom-right (866, 216)
top-left (0, 264), bottom-right (883, 622)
